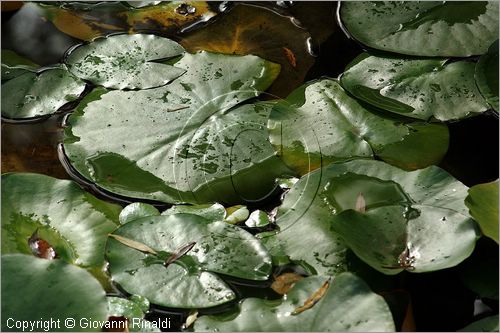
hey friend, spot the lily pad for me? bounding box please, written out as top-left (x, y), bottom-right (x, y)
top-left (475, 40), bottom-right (499, 111)
top-left (162, 203), bottom-right (226, 222)
top-left (1, 67), bottom-right (86, 119)
top-left (339, 1), bottom-right (499, 57)
top-left (261, 159), bottom-right (476, 276)
top-left (119, 202), bottom-right (160, 224)
top-left (458, 315), bottom-right (499, 332)
top-left (245, 210), bottom-right (270, 228)
top-left (465, 180), bottom-right (499, 243)
top-left (1, 173), bottom-right (120, 268)
top-left (1, 254), bottom-right (108, 332)
top-left (194, 273), bottom-right (395, 332)
top-left (107, 295), bottom-right (159, 332)
top-left (340, 54), bottom-right (489, 121)
top-left (64, 51), bottom-right (290, 204)
top-left (268, 78), bottom-right (449, 175)
top-left (1, 49), bottom-right (38, 80)
top-left (225, 205), bottom-right (250, 224)
top-left (106, 213), bottom-right (272, 308)
top-left (65, 34), bottom-right (186, 89)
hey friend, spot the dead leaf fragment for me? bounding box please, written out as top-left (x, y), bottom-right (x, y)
top-left (28, 229), bottom-right (57, 260)
top-left (292, 279), bottom-right (330, 315)
top-left (108, 234), bottom-right (157, 255)
top-left (271, 272), bottom-right (303, 295)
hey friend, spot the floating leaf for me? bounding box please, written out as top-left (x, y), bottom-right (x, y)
top-left (1, 254), bottom-right (108, 332)
top-left (1, 173), bottom-right (120, 269)
top-left (194, 273), bottom-right (395, 331)
top-left (475, 40), bottom-right (499, 111)
top-left (106, 213), bottom-right (272, 308)
top-left (1, 67), bottom-right (86, 119)
top-left (339, 1), bottom-right (499, 57)
top-left (119, 202), bottom-right (160, 225)
top-left (64, 51), bottom-right (290, 204)
top-left (162, 203), bottom-right (226, 223)
top-left (458, 315), bottom-right (499, 332)
top-left (340, 54), bottom-right (489, 121)
top-left (1, 49), bottom-right (38, 80)
top-left (465, 180), bottom-right (499, 243)
top-left (245, 210), bottom-right (270, 228)
top-left (268, 78), bottom-right (449, 175)
top-left (65, 34), bottom-right (185, 90)
top-left (225, 205), bottom-right (250, 224)
top-left (180, 3), bottom-right (315, 97)
top-left (106, 295), bottom-right (159, 332)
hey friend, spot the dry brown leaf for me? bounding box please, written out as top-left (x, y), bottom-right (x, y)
top-left (271, 272), bottom-right (304, 295)
top-left (291, 279), bottom-right (330, 315)
top-left (108, 234), bottom-right (157, 255)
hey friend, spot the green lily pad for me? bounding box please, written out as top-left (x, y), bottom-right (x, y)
top-left (261, 159), bottom-right (476, 276)
top-left (1, 67), bottom-right (86, 119)
top-left (1, 173), bottom-right (120, 269)
top-left (245, 210), bottom-right (270, 228)
top-left (1, 254), bottom-right (108, 332)
top-left (225, 205), bottom-right (250, 224)
top-left (466, 180), bottom-right (499, 243)
top-left (194, 273), bottom-right (395, 332)
top-left (107, 295), bottom-right (159, 332)
top-left (340, 54), bottom-right (489, 121)
top-left (162, 203), bottom-right (226, 222)
top-left (1, 49), bottom-right (38, 80)
top-left (119, 203), bottom-right (160, 224)
top-left (106, 213), bottom-right (272, 308)
top-left (458, 315), bottom-right (499, 332)
top-left (64, 51), bottom-right (289, 204)
top-left (339, 1), bottom-right (499, 57)
top-left (65, 34), bottom-right (186, 89)
top-left (475, 41), bottom-right (499, 111)
top-left (267, 79), bottom-right (448, 175)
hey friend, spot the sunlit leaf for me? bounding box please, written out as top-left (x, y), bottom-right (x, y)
top-left (466, 180), bottom-right (499, 243)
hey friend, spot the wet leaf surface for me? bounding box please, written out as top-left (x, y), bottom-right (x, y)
top-left (66, 34), bottom-right (185, 90)
top-left (106, 213), bottom-right (271, 308)
top-left (1, 254), bottom-right (108, 332)
top-left (194, 273), bottom-right (395, 332)
top-left (2, 173), bottom-right (120, 269)
top-left (1, 49), bottom-right (39, 80)
top-left (339, 1), bottom-right (499, 57)
top-left (475, 40), bottom-right (499, 111)
top-left (466, 180), bottom-right (499, 243)
top-left (162, 203), bottom-right (226, 222)
top-left (2, 67), bottom-right (86, 119)
top-left (340, 54), bottom-right (489, 121)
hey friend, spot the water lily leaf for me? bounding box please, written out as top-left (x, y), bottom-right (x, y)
top-left (194, 273), bottom-right (395, 332)
top-left (37, 1), bottom-right (215, 41)
top-left (267, 78), bottom-right (448, 175)
top-left (180, 3), bottom-right (314, 97)
top-left (65, 34), bottom-right (185, 90)
top-left (323, 163), bottom-right (479, 274)
top-left (261, 159), bottom-right (475, 276)
top-left (339, 1), bottom-right (499, 57)
top-left (225, 205), bottom-right (249, 224)
top-left (466, 180), bottom-right (499, 243)
top-left (106, 213), bottom-right (272, 308)
top-left (340, 54), bottom-right (489, 121)
top-left (475, 41), bottom-right (499, 111)
top-left (64, 51), bottom-right (289, 204)
top-left (1, 67), bottom-right (86, 119)
top-left (1, 49), bottom-right (38, 80)
top-left (119, 202), bottom-right (160, 224)
top-left (162, 203), bottom-right (226, 222)
top-left (107, 295), bottom-right (159, 332)
top-left (1, 173), bottom-right (120, 269)
top-left (1, 254), bottom-right (108, 332)
top-left (458, 315), bottom-right (499, 332)
top-left (245, 210), bottom-right (270, 228)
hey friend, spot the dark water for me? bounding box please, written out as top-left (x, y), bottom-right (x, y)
top-left (2, 2), bottom-right (498, 332)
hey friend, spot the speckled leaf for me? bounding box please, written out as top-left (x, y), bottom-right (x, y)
top-left (65, 34), bottom-right (185, 89)
top-left (194, 273), bottom-right (395, 332)
top-left (1, 254), bottom-right (108, 332)
top-left (466, 180), bottom-right (499, 243)
top-left (339, 1), bottom-right (499, 57)
top-left (119, 203), bottom-right (160, 224)
top-left (475, 41), bottom-right (499, 111)
top-left (459, 315), bottom-right (499, 332)
top-left (1, 67), bottom-right (86, 119)
top-left (64, 51), bottom-right (289, 205)
top-left (1, 49), bottom-right (38, 80)
top-left (340, 54), bottom-right (489, 121)
top-left (261, 159), bottom-right (476, 276)
top-left (1, 173), bottom-right (120, 269)
top-left (106, 213), bottom-right (272, 308)
top-left (268, 78), bottom-right (448, 175)
top-left (162, 203), bottom-right (226, 222)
